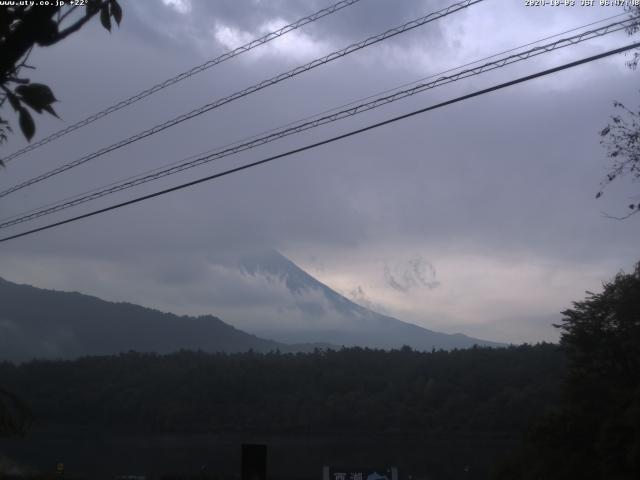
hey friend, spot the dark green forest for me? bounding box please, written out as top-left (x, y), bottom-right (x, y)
top-left (1, 345), bottom-right (564, 479)
top-left (0, 344), bottom-right (563, 435)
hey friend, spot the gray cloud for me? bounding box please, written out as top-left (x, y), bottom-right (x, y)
top-left (175, 0), bottom-right (449, 46)
top-left (383, 256), bottom-right (440, 293)
top-left (1, 0), bottom-right (639, 343)
top-left (346, 284), bottom-right (389, 314)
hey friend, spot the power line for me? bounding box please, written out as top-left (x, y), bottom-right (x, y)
top-left (1, 41), bottom-right (637, 244)
top-left (5, 11), bottom-right (626, 225)
top-left (0, 0), bottom-right (365, 165)
top-left (2, 15), bottom-right (633, 227)
top-left (0, 0), bottom-right (484, 199)
top-left (1, 16), bottom-right (635, 230)
top-left (1, 11), bottom-right (625, 220)
top-left (20, 3), bottom-right (621, 228)
top-left (309, 11), bottom-right (629, 118)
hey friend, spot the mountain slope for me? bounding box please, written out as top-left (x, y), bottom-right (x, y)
top-left (0, 277), bottom-right (288, 362)
top-left (239, 250), bottom-right (504, 349)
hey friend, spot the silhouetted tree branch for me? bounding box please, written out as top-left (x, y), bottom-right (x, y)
top-left (597, 6), bottom-right (640, 217)
top-left (0, 0), bottom-right (122, 151)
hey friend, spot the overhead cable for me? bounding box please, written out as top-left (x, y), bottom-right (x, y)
top-left (1, 16), bottom-right (635, 230)
top-left (1, 41), bottom-right (638, 244)
top-left (0, 0), bottom-right (483, 198)
top-left (0, 0), bottom-right (365, 164)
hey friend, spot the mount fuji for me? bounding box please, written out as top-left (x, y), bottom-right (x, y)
top-left (236, 250), bottom-right (503, 350)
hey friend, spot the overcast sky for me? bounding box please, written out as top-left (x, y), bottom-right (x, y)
top-left (1, 0), bottom-right (639, 344)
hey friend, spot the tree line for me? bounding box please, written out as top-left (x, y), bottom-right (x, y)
top-left (0, 344), bottom-right (564, 436)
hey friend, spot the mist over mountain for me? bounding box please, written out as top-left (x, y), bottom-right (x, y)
top-left (0, 251), bottom-right (501, 362)
top-left (237, 250), bottom-right (503, 349)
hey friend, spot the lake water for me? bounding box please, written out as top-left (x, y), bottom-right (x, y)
top-left (0, 427), bottom-right (517, 479)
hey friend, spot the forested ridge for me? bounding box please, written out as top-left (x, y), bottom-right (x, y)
top-left (0, 344), bottom-right (564, 435)
top-left (0, 277), bottom-right (289, 362)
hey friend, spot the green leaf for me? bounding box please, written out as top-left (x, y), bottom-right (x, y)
top-left (110, 0), bottom-right (122, 26)
top-left (87, 0), bottom-right (102, 14)
top-left (16, 83), bottom-right (57, 104)
top-left (42, 104), bottom-right (59, 119)
top-left (18, 107), bottom-right (35, 141)
top-left (6, 91), bottom-right (21, 111)
top-left (34, 19), bottom-right (59, 46)
top-left (15, 83), bottom-right (57, 115)
top-left (100, 4), bottom-right (111, 32)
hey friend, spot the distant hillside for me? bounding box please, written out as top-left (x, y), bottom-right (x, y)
top-left (239, 250), bottom-right (504, 350)
top-left (0, 277), bottom-right (291, 362)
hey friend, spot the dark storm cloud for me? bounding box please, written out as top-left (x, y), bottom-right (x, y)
top-left (182, 0), bottom-right (449, 45)
top-left (119, 0), bottom-right (453, 65)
